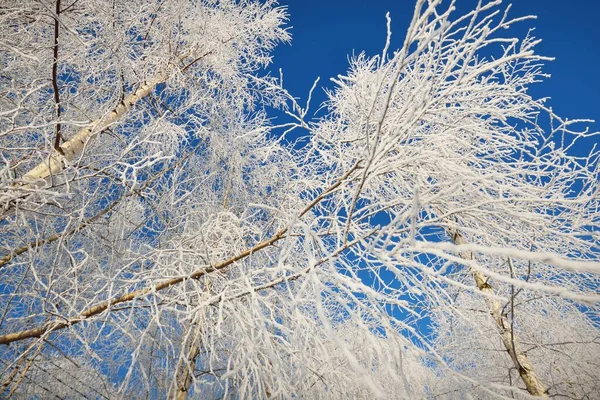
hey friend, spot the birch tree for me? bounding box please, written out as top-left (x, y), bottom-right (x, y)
top-left (1, 0), bottom-right (599, 399)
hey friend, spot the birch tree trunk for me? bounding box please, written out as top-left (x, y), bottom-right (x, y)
top-left (173, 320), bottom-right (203, 400)
top-left (21, 72), bottom-right (169, 186)
top-left (451, 230), bottom-right (548, 398)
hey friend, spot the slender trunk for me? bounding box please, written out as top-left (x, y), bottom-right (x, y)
top-left (21, 72), bottom-right (169, 185)
top-left (172, 299), bottom-right (209, 400)
top-left (51, 0), bottom-right (63, 153)
top-left (174, 334), bottom-right (202, 400)
top-left (173, 277), bottom-right (213, 400)
top-left (451, 230), bottom-right (548, 397)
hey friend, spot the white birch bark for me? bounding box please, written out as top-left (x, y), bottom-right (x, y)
top-left (452, 230), bottom-right (548, 397)
top-left (21, 71), bottom-right (169, 185)
top-left (173, 321), bottom-right (203, 400)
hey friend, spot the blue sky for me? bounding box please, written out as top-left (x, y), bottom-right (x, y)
top-left (270, 0), bottom-right (600, 142)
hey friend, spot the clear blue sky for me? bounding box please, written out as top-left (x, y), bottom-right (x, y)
top-left (270, 0), bottom-right (600, 142)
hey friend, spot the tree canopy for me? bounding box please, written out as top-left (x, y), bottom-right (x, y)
top-left (0, 0), bottom-right (598, 398)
